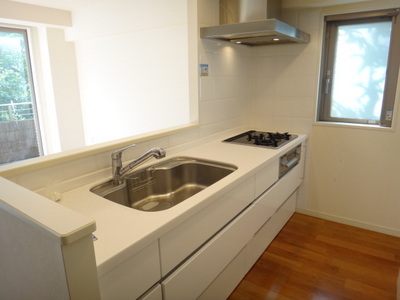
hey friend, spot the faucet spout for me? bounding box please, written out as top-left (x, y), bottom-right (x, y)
top-left (112, 145), bottom-right (166, 185)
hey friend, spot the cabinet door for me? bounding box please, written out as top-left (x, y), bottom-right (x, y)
top-left (98, 241), bottom-right (161, 300)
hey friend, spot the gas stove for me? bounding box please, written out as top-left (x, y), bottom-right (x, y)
top-left (223, 130), bottom-right (298, 149)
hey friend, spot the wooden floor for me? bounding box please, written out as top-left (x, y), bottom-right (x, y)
top-left (228, 213), bottom-right (400, 300)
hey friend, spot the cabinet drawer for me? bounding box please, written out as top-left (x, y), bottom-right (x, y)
top-left (255, 160), bottom-right (279, 198)
top-left (98, 241), bottom-right (161, 300)
top-left (159, 177), bottom-right (254, 276)
top-left (254, 163), bottom-right (300, 222)
top-left (138, 284), bottom-right (162, 300)
top-left (161, 167), bottom-right (301, 299)
top-left (245, 191), bottom-right (297, 270)
top-left (198, 191), bottom-right (298, 300)
top-left (161, 198), bottom-right (260, 300)
top-left (198, 246), bottom-right (247, 300)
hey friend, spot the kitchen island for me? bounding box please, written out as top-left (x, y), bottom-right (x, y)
top-left (0, 130), bottom-right (307, 299)
top-left (61, 132), bottom-right (307, 299)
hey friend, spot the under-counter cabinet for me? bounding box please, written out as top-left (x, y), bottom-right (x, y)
top-left (159, 176), bottom-right (257, 276)
top-left (161, 160), bottom-right (301, 299)
top-left (96, 141), bottom-right (306, 300)
top-left (98, 240), bottom-right (161, 300)
top-left (138, 284), bottom-right (163, 300)
top-left (160, 142), bottom-right (305, 299)
top-left (199, 191), bottom-right (297, 299)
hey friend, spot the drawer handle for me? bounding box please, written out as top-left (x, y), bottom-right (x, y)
top-left (282, 157), bottom-right (299, 168)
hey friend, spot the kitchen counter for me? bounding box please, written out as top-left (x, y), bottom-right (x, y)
top-left (60, 132), bottom-right (307, 277)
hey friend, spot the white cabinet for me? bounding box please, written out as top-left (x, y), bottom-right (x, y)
top-left (245, 190), bottom-right (297, 270)
top-left (160, 149), bottom-right (304, 300)
top-left (94, 140), bottom-right (306, 300)
top-left (197, 249), bottom-right (247, 300)
top-left (159, 161), bottom-right (279, 277)
top-left (255, 163), bottom-right (301, 220)
top-left (98, 240), bottom-right (161, 300)
top-left (159, 176), bottom-right (255, 276)
top-left (138, 284), bottom-right (163, 300)
top-left (255, 160), bottom-right (279, 197)
top-left (199, 191), bottom-right (297, 300)
top-left (161, 199), bottom-right (260, 300)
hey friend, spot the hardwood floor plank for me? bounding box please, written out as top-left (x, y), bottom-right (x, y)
top-left (344, 278), bottom-right (393, 299)
top-left (228, 213), bottom-right (400, 300)
top-left (316, 234), bottom-right (397, 261)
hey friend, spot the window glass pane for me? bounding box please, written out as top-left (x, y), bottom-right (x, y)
top-left (330, 21), bottom-right (392, 120)
top-left (0, 28), bottom-right (42, 164)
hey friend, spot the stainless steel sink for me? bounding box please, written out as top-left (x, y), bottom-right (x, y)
top-left (90, 157), bottom-right (237, 212)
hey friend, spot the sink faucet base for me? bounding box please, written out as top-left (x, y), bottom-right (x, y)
top-left (112, 145), bottom-right (166, 185)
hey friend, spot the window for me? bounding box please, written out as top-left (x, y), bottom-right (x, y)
top-left (318, 9), bottom-right (400, 127)
top-left (0, 26), bottom-right (42, 164)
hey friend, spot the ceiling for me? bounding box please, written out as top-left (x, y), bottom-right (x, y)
top-left (10, 0), bottom-right (374, 11)
top-left (9, 0), bottom-right (101, 10)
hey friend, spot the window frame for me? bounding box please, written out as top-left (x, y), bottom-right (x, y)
top-left (318, 9), bottom-right (400, 128)
top-left (0, 25), bottom-right (44, 158)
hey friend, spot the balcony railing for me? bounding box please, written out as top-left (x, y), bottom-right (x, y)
top-left (0, 102), bottom-right (34, 122)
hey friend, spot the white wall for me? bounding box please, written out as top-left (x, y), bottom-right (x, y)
top-left (0, 0), bottom-right (251, 194)
top-left (250, 1), bottom-right (400, 236)
top-left (1, 0), bottom-right (249, 156)
top-left (45, 28), bottom-right (86, 152)
top-left (67, 0), bottom-right (192, 145)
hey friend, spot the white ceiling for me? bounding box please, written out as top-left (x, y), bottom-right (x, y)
top-left (9, 0), bottom-right (377, 12)
top-left (9, 0), bottom-right (101, 11)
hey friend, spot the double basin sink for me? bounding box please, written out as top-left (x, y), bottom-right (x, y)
top-left (91, 157), bottom-right (237, 212)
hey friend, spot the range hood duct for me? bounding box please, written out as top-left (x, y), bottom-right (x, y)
top-left (200, 0), bottom-right (310, 46)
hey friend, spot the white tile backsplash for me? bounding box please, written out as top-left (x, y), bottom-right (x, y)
top-left (199, 76), bottom-right (214, 101)
top-left (247, 7), bottom-right (322, 136)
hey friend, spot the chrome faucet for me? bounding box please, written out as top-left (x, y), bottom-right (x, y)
top-left (111, 144), bottom-right (166, 185)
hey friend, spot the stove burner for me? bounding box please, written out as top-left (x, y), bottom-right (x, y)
top-left (247, 131), bottom-right (291, 147)
top-left (223, 130), bottom-right (297, 149)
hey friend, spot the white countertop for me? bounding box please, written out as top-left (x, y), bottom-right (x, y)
top-left (60, 132), bottom-right (307, 276)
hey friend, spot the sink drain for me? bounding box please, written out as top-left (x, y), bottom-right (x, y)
top-left (141, 202), bottom-right (160, 211)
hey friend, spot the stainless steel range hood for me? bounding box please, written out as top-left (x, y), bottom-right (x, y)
top-left (200, 0), bottom-right (310, 46)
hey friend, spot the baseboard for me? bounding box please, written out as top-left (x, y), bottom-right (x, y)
top-left (296, 208), bottom-right (400, 238)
